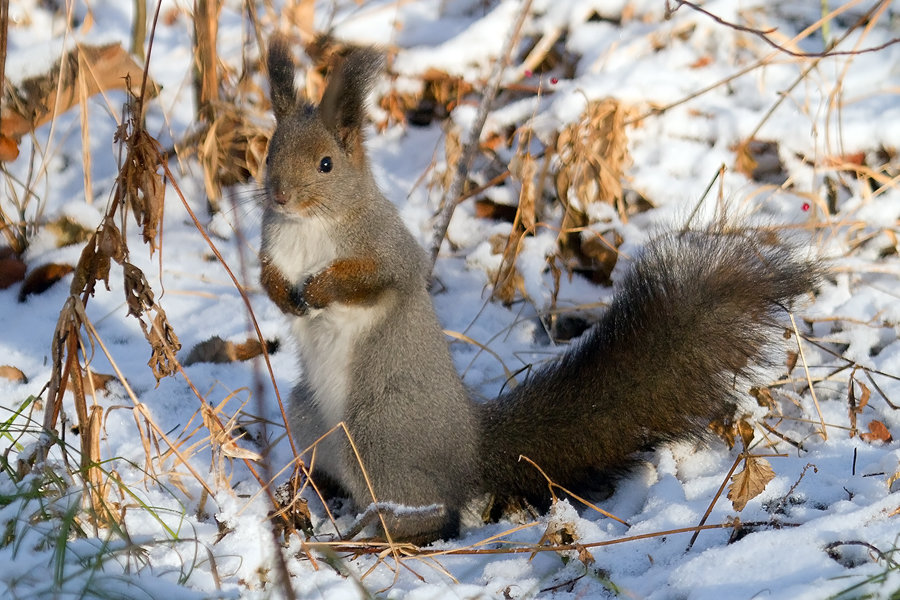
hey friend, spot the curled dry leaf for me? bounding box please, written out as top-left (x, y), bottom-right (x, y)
top-left (72, 220), bottom-right (126, 297)
top-left (861, 420), bottom-right (892, 444)
top-left (147, 310), bottom-right (181, 382)
top-left (709, 417), bottom-right (755, 450)
top-left (0, 365), bottom-right (27, 383)
top-left (113, 89), bottom-right (165, 252)
top-left (201, 402), bottom-right (262, 462)
top-left (123, 262), bottom-right (155, 318)
top-left (18, 263), bottom-right (75, 302)
top-left (492, 151), bottom-right (539, 305)
top-left (728, 455), bottom-right (775, 512)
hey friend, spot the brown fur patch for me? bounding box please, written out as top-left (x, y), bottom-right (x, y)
top-left (260, 256), bottom-right (305, 316)
top-left (303, 257), bottom-right (382, 308)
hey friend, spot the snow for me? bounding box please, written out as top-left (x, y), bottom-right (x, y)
top-left (3, 0), bottom-right (900, 598)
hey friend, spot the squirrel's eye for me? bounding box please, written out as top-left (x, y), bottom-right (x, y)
top-left (318, 156), bottom-right (333, 173)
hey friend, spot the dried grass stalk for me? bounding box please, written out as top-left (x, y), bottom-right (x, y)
top-left (554, 98), bottom-right (633, 281)
top-left (493, 151), bottom-right (540, 305)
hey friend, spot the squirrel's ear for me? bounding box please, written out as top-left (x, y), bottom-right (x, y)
top-left (267, 34), bottom-right (297, 121)
top-left (319, 48), bottom-right (384, 152)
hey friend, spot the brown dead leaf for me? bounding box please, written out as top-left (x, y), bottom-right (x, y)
top-left (71, 221), bottom-right (126, 298)
top-left (861, 420), bottom-right (892, 444)
top-left (123, 262), bottom-right (155, 318)
top-left (64, 368), bottom-right (116, 395)
top-left (45, 215), bottom-right (94, 248)
top-left (2, 43), bottom-right (156, 141)
top-left (112, 89), bottom-right (165, 252)
top-left (750, 386), bottom-right (776, 410)
top-left (737, 419), bottom-right (755, 449)
top-left (555, 98), bottom-right (634, 281)
top-left (732, 139), bottom-right (786, 184)
top-left (271, 476), bottom-right (314, 540)
top-left (728, 455), bottom-right (775, 511)
top-left (710, 417), bottom-right (755, 450)
top-left (689, 56), bottom-right (713, 69)
top-left (18, 263), bottom-right (75, 302)
top-left (0, 365), bottom-right (27, 383)
top-left (0, 251), bottom-right (26, 289)
top-left (0, 134), bottom-right (19, 161)
top-left (147, 310), bottom-right (181, 382)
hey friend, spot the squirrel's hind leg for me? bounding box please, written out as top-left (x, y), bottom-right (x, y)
top-left (344, 502), bottom-right (460, 545)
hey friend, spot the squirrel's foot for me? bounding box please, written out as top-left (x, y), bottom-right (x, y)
top-left (345, 502), bottom-right (456, 545)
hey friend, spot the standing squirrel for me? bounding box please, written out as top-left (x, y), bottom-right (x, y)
top-left (259, 36), bottom-right (821, 543)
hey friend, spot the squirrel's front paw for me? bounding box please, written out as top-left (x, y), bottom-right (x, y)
top-left (287, 283), bottom-right (312, 315)
top-left (260, 257), bottom-right (309, 316)
top-left (299, 273), bottom-right (330, 310)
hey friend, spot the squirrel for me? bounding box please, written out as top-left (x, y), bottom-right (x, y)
top-left (258, 36), bottom-right (821, 544)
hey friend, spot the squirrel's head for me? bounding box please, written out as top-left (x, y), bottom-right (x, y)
top-left (264, 36), bottom-right (384, 218)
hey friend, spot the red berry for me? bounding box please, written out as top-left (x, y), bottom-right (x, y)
top-left (802, 202), bottom-right (810, 212)
top-left (550, 77), bottom-right (559, 84)
top-left (524, 69), bottom-right (533, 78)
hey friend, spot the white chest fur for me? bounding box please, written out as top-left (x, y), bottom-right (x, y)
top-left (263, 213), bottom-right (384, 428)
top-left (263, 215), bottom-right (337, 282)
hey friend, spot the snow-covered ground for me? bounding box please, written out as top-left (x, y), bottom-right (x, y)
top-left (2, 0), bottom-right (900, 598)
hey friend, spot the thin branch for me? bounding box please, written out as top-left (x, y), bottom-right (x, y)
top-left (671, 0), bottom-right (898, 58)
top-left (428, 0), bottom-right (533, 267)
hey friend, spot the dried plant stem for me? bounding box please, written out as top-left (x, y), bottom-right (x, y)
top-left (790, 312), bottom-right (828, 441)
top-left (685, 453), bottom-right (742, 552)
top-left (193, 0), bottom-right (221, 123)
top-left (518, 455), bottom-right (630, 526)
top-left (308, 521), bottom-right (790, 558)
top-left (79, 312), bottom-right (218, 499)
top-left (132, 0), bottom-right (147, 61)
top-left (160, 161), bottom-right (294, 457)
top-left (428, 0), bottom-right (533, 267)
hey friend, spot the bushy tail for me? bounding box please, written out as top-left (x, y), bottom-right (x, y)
top-left (478, 227), bottom-right (821, 506)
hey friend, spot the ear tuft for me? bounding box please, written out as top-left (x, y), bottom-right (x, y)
top-left (319, 47), bottom-right (385, 150)
top-left (267, 34), bottom-right (298, 121)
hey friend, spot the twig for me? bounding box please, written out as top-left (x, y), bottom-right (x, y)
top-left (428, 0), bottom-right (533, 267)
top-left (671, 0), bottom-right (898, 58)
top-left (790, 312), bottom-right (828, 441)
top-left (631, 0), bottom-right (882, 126)
top-left (685, 453), bottom-right (742, 552)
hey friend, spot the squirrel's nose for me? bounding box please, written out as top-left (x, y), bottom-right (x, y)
top-left (269, 187), bottom-right (288, 206)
